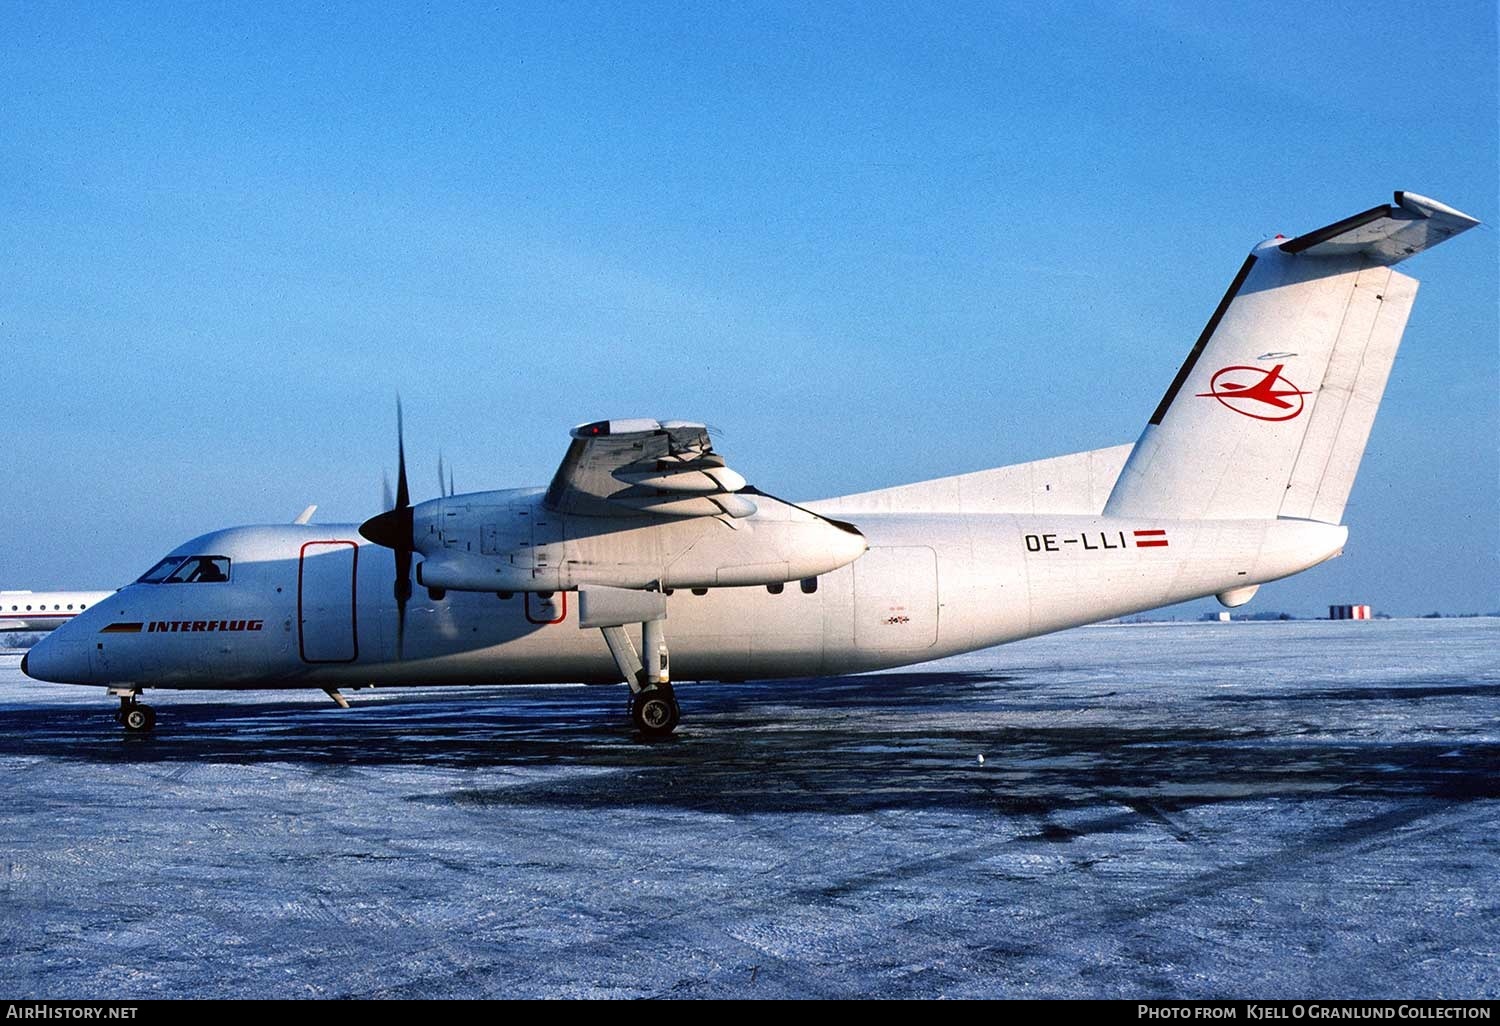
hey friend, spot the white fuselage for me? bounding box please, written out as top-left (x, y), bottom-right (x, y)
top-left (0, 591), bottom-right (116, 633)
top-left (17, 188), bottom-right (1476, 714)
top-left (22, 508), bottom-right (1345, 690)
top-left (16, 190), bottom-right (1478, 710)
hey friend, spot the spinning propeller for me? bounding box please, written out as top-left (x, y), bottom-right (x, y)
top-left (359, 400), bottom-right (417, 659)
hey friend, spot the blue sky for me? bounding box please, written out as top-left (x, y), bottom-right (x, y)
top-left (2, 1), bottom-right (1495, 617)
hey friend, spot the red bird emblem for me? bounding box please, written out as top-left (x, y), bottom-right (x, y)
top-left (1197, 364), bottom-right (1311, 421)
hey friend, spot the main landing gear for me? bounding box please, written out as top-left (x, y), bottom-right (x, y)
top-left (597, 610), bottom-right (680, 738)
top-left (630, 685), bottom-right (680, 736)
top-left (111, 689), bottom-right (156, 733)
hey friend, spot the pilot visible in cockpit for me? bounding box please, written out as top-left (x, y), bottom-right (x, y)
top-left (188, 558), bottom-right (227, 583)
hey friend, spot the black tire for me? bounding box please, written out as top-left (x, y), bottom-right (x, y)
top-left (631, 689), bottom-right (680, 736)
top-left (122, 706), bottom-right (154, 732)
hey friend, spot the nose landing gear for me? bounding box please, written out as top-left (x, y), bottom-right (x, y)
top-left (110, 689), bottom-right (156, 733)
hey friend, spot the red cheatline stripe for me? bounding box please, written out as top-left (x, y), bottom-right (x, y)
top-left (1133, 529), bottom-right (1167, 536)
top-left (1135, 540), bottom-right (1170, 548)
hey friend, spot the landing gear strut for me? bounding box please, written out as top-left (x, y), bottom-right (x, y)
top-left (581, 585), bottom-right (683, 736)
top-left (112, 690), bottom-right (156, 733)
top-left (591, 592), bottom-right (680, 736)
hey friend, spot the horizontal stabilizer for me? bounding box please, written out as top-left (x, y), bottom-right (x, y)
top-left (1278, 191), bottom-right (1479, 264)
top-left (813, 444), bottom-right (1134, 516)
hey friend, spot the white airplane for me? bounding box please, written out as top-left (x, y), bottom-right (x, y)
top-left (1, 591), bottom-right (116, 633)
top-left (22, 192), bottom-right (1479, 735)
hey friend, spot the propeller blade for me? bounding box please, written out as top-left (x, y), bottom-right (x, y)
top-left (395, 397), bottom-right (410, 511)
top-left (438, 452), bottom-right (446, 498)
top-left (358, 398), bottom-right (418, 661)
top-left (382, 471), bottom-right (393, 512)
top-left (394, 546), bottom-right (412, 661)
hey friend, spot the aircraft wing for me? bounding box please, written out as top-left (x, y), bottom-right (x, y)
top-left (1279, 191), bottom-right (1479, 264)
top-left (543, 419), bottom-right (754, 519)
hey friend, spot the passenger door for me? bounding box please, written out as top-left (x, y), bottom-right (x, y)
top-left (298, 541), bottom-right (359, 663)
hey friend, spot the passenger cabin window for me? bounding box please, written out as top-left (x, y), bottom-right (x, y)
top-left (137, 555), bottom-right (231, 584)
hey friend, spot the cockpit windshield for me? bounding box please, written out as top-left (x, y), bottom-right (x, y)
top-left (136, 555), bottom-right (231, 584)
top-left (137, 557), bottom-right (184, 583)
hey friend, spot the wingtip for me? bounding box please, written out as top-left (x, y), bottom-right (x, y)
top-left (1395, 191), bottom-right (1481, 228)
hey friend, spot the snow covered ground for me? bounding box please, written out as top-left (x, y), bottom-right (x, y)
top-left (1, 617), bottom-right (1495, 998)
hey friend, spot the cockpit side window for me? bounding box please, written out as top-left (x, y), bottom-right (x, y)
top-left (164, 556), bottom-right (231, 584)
top-left (138, 555), bottom-right (231, 584)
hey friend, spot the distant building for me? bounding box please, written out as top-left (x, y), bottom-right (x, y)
top-left (1330, 604), bottom-right (1372, 620)
top-left (1217, 611), bottom-right (1232, 623)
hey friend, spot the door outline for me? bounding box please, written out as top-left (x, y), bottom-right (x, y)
top-left (298, 540), bottom-right (359, 663)
top-left (853, 545), bottom-right (939, 649)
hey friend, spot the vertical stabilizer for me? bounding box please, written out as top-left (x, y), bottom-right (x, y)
top-left (1104, 192), bottom-right (1478, 523)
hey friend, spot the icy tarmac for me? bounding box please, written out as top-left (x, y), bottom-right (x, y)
top-left (1, 618), bottom-right (1495, 999)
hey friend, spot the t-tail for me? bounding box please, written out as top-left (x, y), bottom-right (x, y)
top-left (1105, 192), bottom-right (1480, 523)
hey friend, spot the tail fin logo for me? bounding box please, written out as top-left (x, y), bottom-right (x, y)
top-left (1196, 364), bottom-right (1310, 421)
